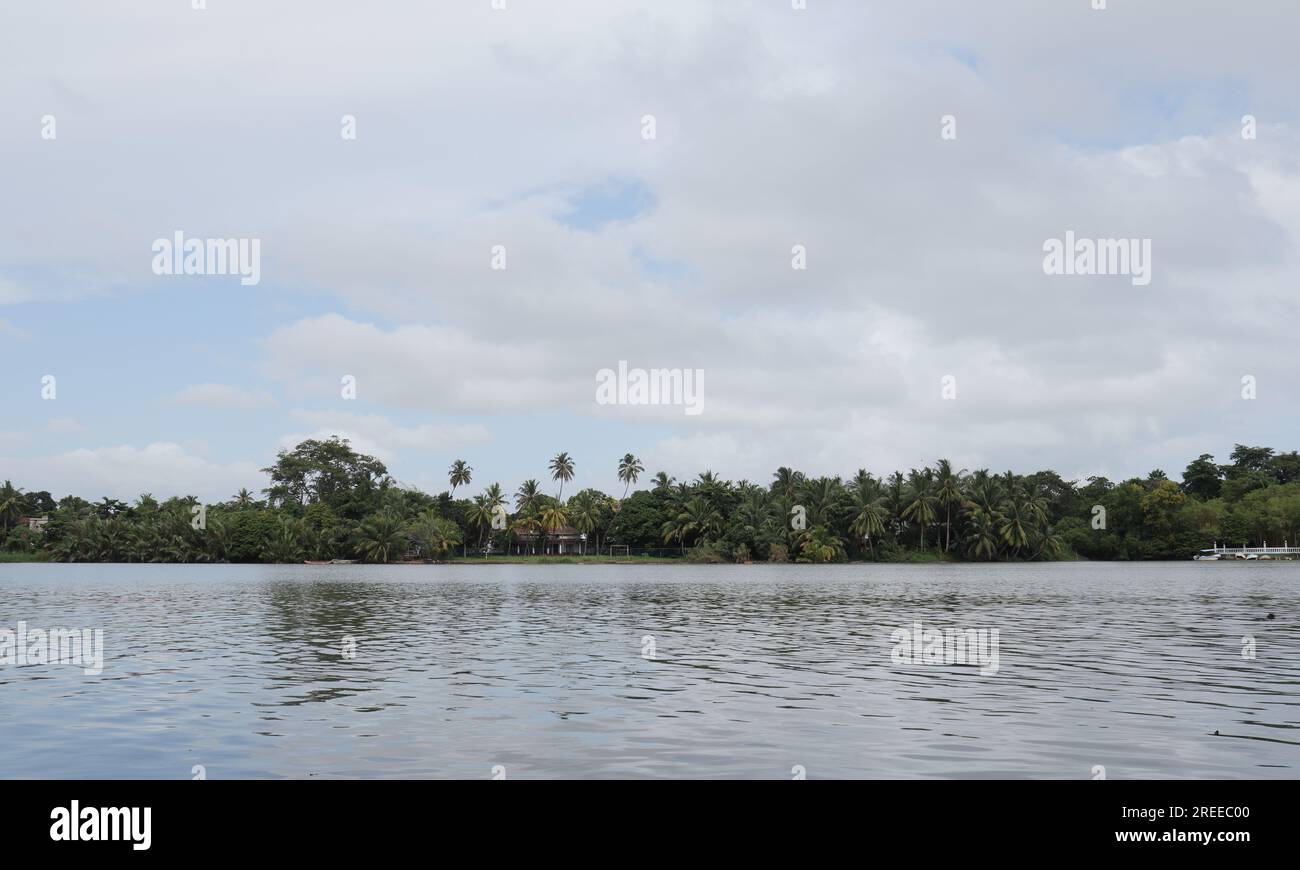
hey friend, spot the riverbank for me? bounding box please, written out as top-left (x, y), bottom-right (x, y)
top-left (0, 551), bottom-right (51, 563)
top-left (445, 554), bottom-right (681, 565)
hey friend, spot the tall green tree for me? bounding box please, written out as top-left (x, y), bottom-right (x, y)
top-left (448, 460), bottom-right (473, 498)
top-left (262, 437), bottom-right (390, 519)
top-left (0, 480), bottom-right (23, 533)
top-left (618, 454), bottom-right (644, 499)
top-left (548, 452), bottom-right (575, 500)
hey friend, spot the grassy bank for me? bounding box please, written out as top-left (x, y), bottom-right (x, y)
top-left (446, 554), bottom-right (681, 565)
top-left (0, 551), bottom-right (52, 563)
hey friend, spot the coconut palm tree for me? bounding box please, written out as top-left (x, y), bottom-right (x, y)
top-left (448, 460), bottom-right (472, 499)
top-left (548, 452), bottom-right (575, 500)
top-left (660, 512), bottom-right (690, 554)
top-left (795, 526), bottom-right (846, 563)
top-left (964, 469), bottom-right (999, 513)
top-left (262, 519), bottom-right (303, 563)
top-left (734, 489), bottom-right (771, 540)
top-left (95, 497), bottom-right (127, 519)
top-left (408, 510), bottom-right (461, 560)
top-left (203, 516), bottom-right (231, 562)
top-left (1031, 525), bottom-right (1065, 561)
top-left (849, 492), bottom-right (889, 558)
top-left (569, 492), bottom-right (603, 555)
top-left (515, 479), bottom-right (541, 513)
top-left (0, 480), bottom-right (24, 533)
top-left (800, 476), bottom-right (844, 528)
top-left (963, 506), bottom-right (999, 561)
top-left (233, 488), bottom-right (255, 508)
top-left (651, 472), bottom-right (674, 492)
top-left (617, 454), bottom-right (644, 499)
top-left (934, 459), bottom-right (965, 553)
top-left (883, 471), bottom-right (907, 537)
top-left (997, 500), bottom-right (1031, 554)
top-left (772, 467), bottom-right (803, 500)
top-left (465, 495), bottom-right (496, 554)
top-left (902, 470), bottom-right (939, 549)
top-left (679, 496), bottom-right (723, 549)
top-left (355, 512), bottom-right (406, 563)
top-left (540, 504), bottom-right (569, 555)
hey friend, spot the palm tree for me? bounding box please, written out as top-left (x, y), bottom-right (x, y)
top-left (204, 516), bottom-right (231, 562)
top-left (233, 488), bottom-right (254, 508)
top-left (569, 492), bottom-right (603, 555)
top-left (849, 492), bottom-right (889, 559)
top-left (796, 526), bottom-right (846, 563)
top-left (678, 496), bottom-right (722, 550)
top-left (262, 519), bottom-right (303, 563)
top-left (772, 467), bottom-right (803, 500)
top-left (965, 469), bottom-right (998, 513)
top-left (408, 510), bottom-right (462, 560)
top-left (651, 472), bottom-right (674, 491)
top-left (95, 497), bottom-right (127, 519)
top-left (617, 454), bottom-right (644, 499)
top-left (540, 504), bottom-right (569, 555)
top-left (356, 512), bottom-right (407, 563)
top-left (660, 512), bottom-right (690, 554)
top-left (548, 452), bottom-right (575, 500)
top-left (515, 479), bottom-right (542, 513)
top-left (800, 476), bottom-right (844, 528)
top-left (448, 460), bottom-right (473, 499)
top-left (0, 480), bottom-right (23, 533)
top-left (883, 471), bottom-right (907, 537)
top-left (997, 500), bottom-right (1031, 554)
top-left (1031, 525), bottom-right (1065, 561)
top-left (902, 470), bottom-right (939, 549)
top-left (934, 459), bottom-right (965, 553)
top-left (963, 506), bottom-right (999, 561)
top-left (465, 495), bottom-right (496, 554)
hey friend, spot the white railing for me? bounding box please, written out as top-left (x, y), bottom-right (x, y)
top-left (1201, 542), bottom-right (1300, 555)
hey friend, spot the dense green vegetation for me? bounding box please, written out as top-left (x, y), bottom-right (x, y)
top-left (3, 439), bottom-right (1299, 564)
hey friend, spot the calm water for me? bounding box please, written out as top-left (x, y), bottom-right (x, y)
top-left (0, 561), bottom-right (1295, 779)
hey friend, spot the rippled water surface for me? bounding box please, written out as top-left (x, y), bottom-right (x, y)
top-left (1, 561), bottom-right (1296, 778)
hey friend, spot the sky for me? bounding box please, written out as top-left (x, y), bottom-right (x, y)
top-left (2, 0), bottom-right (1300, 504)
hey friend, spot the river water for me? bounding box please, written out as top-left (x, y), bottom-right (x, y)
top-left (1, 561), bottom-right (1295, 778)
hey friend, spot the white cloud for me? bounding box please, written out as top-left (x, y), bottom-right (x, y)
top-left (5, 1), bottom-right (1300, 490)
top-left (0, 277), bottom-right (30, 306)
top-left (6, 443), bottom-right (265, 503)
top-left (172, 383), bottom-right (275, 410)
top-left (45, 418), bottom-right (87, 434)
top-left (279, 410), bottom-right (492, 467)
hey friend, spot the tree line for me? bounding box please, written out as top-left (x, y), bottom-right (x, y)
top-left (3, 438), bottom-right (1299, 563)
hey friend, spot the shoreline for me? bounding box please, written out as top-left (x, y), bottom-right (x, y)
top-left (5, 555), bottom-right (1295, 566)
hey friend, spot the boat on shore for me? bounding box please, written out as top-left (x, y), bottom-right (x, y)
top-left (1194, 542), bottom-right (1299, 560)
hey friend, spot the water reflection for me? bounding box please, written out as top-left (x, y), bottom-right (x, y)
top-left (0, 561), bottom-right (1295, 778)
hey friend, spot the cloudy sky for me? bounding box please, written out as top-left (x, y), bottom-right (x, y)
top-left (3, 0), bottom-right (1299, 503)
